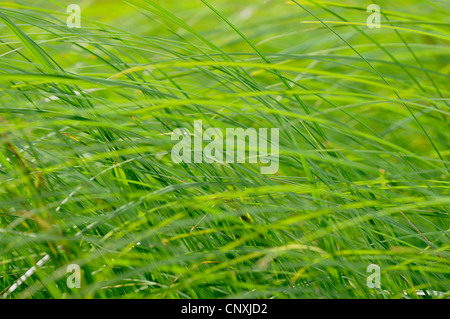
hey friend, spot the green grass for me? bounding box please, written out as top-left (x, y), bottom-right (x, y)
top-left (0, 0), bottom-right (449, 299)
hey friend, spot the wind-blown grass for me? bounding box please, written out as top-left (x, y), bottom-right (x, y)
top-left (0, 0), bottom-right (448, 298)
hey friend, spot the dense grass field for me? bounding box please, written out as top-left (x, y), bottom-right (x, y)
top-left (0, 0), bottom-right (449, 299)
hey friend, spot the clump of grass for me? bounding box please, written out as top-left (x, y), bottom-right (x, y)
top-left (0, 0), bottom-right (448, 298)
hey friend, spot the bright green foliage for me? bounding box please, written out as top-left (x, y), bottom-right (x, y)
top-left (0, 0), bottom-right (448, 298)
